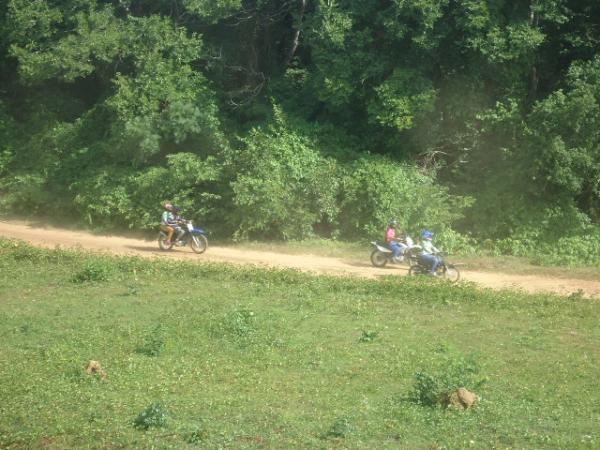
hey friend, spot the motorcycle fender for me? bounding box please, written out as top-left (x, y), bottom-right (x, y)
top-left (192, 228), bottom-right (206, 234)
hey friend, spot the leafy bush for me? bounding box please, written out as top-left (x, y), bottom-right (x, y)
top-left (212, 309), bottom-right (258, 347)
top-left (185, 427), bottom-right (209, 444)
top-left (543, 233), bottom-right (600, 267)
top-left (436, 228), bottom-right (478, 254)
top-left (71, 260), bottom-right (111, 283)
top-left (324, 417), bottom-right (355, 438)
top-left (228, 107), bottom-right (342, 240)
top-left (481, 224), bottom-right (600, 267)
top-left (412, 350), bottom-right (483, 407)
top-left (133, 403), bottom-right (168, 430)
top-left (358, 330), bottom-right (378, 343)
top-left (71, 152), bottom-right (222, 231)
top-left (339, 155), bottom-right (473, 238)
top-left (137, 324), bottom-right (166, 357)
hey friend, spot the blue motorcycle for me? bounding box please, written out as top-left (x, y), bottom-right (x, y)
top-left (408, 252), bottom-right (460, 282)
top-left (158, 220), bottom-right (208, 254)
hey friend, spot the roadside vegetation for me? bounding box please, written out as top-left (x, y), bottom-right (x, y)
top-left (1, 239), bottom-right (599, 449)
top-left (0, 1), bottom-right (599, 262)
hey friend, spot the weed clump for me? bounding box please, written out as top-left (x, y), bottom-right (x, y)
top-left (185, 427), bottom-right (209, 444)
top-left (225, 309), bottom-right (256, 336)
top-left (324, 417), bottom-right (355, 438)
top-left (568, 289), bottom-right (585, 300)
top-left (71, 260), bottom-right (111, 283)
top-left (137, 324), bottom-right (165, 357)
top-left (359, 330), bottom-right (379, 343)
top-left (212, 309), bottom-right (258, 346)
top-left (133, 402), bottom-right (168, 430)
top-left (412, 350), bottom-right (483, 407)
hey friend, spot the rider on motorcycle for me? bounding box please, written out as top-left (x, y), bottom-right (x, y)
top-left (172, 206), bottom-right (186, 242)
top-left (160, 202), bottom-right (179, 246)
top-left (385, 219), bottom-right (405, 261)
top-left (418, 231), bottom-right (442, 276)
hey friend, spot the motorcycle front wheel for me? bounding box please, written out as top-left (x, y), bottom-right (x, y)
top-left (370, 249), bottom-right (388, 267)
top-left (158, 233), bottom-right (174, 251)
top-left (442, 264), bottom-right (460, 283)
top-left (190, 234), bottom-right (208, 254)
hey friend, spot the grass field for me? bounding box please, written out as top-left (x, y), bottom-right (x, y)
top-left (0, 239), bottom-right (599, 449)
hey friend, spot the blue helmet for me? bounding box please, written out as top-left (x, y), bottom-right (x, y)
top-left (421, 230), bottom-right (434, 239)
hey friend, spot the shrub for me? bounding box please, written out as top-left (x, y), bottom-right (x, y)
top-left (324, 417), bottom-right (355, 438)
top-left (133, 403), bottom-right (168, 430)
top-left (185, 426), bottom-right (209, 444)
top-left (70, 152), bottom-right (222, 231)
top-left (436, 228), bottom-right (478, 254)
top-left (228, 107), bottom-right (341, 240)
top-left (358, 330), bottom-right (378, 343)
top-left (136, 324), bottom-right (165, 357)
top-left (212, 309), bottom-right (258, 346)
top-left (480, 224), bottom-right (600, 267)
top-left (339, 155), bottom-right (473, 239)
top-left (71, 260), bottom-right (111, 283)
top-left (412, 351), bottom-right (482, 407)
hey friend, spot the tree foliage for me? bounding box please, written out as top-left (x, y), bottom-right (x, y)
top-left (0, 0), bottom-right (599, 244)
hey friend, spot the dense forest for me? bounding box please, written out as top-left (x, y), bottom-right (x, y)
top-left (0, 1), bottom-right (598, 254)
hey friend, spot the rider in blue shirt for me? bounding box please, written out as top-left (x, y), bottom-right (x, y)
top-left (418, 231), bottom-right (442, 276)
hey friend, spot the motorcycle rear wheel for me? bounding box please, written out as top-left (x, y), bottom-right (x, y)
top-left (370, 249), bottom-right (389, 267)
top-left (158, 233), bottom-right (174, 251)
top-left (408, 264), bottom-right (426, 276)
top-left (190, 234), bottom-right (208, 254)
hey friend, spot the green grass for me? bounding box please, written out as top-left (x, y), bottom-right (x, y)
top-left (0, 239), bottom-right (599, 449)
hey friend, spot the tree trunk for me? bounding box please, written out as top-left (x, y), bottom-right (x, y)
top-left (284, 0), bottom-right (307, 67)
top-left (528, 0), bottom-right (540, 99)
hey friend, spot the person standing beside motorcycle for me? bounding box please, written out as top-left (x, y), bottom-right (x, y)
top-left (160, 202), bottom-right (178, 246)
top-left (385, 219), bottom-right (405, 261)
top-left (418, 231), bottom-right (442, 276)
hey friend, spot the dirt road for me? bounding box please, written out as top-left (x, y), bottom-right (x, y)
top-left (1, 220), bottom-right (598, 298)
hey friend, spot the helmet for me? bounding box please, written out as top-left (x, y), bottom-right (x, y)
top-left (421, 230), bottom-right (434, 240)
top-left (173, 206), bottom-right (182, 213)
top-left (388, 219), bottom-right (398, 227)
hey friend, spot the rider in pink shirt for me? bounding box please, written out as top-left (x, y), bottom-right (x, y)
top-left (385, 219), bottom-right (404, 260)
top-left (385, 226), bottom-right (396, 242)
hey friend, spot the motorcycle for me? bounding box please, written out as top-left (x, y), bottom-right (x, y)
top-left (370, 241), bottom-right (421, 267)
top-left (158, 220), bottom-right (208, 254)
top-left (408, 252), bottom-right (460, 282)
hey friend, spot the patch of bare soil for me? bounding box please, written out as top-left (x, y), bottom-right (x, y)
top-left (1, 220), bottom-right (598, 298)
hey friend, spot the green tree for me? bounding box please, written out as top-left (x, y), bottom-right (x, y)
top-left (528, 56), bottom-right (600, 222)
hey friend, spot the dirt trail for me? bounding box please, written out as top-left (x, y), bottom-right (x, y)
top-left (1, 220), bottom-right (598, 298)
